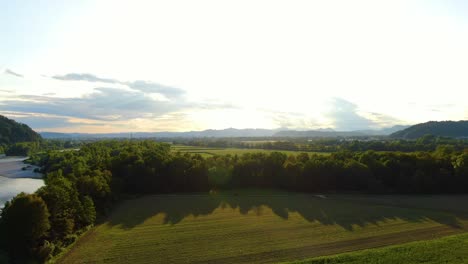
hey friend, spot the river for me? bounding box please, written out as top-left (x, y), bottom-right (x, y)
top-left (0, 157), bottom-right (44, 209)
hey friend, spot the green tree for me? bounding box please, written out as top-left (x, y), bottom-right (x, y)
top-left (3, 193), bottom-right (50, 258)
top-left (80, 196), bottom-right (97, 226)
top-left (37, 171), bottom-right (82, 238)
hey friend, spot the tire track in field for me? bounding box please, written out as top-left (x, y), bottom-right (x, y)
top-left (196, 225), bottom-right (468, 264)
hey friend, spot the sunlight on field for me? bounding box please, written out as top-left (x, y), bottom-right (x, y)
top-left (58, 193), bottom-right (468, 264)
top-left (171, 145), bottom-right (329, 157)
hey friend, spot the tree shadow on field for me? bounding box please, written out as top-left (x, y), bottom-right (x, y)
top-left (107, 192), bottom-right (468, 231)
top-left (107, 194), bottom-right (222, 228)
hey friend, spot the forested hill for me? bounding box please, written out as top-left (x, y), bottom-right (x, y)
top-left (0, 115), bottom-right (42, 144)
top-left (390, 120), bottom-right (468, 139)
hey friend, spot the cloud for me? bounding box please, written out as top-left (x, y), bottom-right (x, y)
top-left (4, 69), bottom-right (23, 78)
top-left (0, 82), bottom-right (234, 132)
top-left (326, 98), bottom-right (377, 131)
top-left (12, 115), bottom-right (82, 130)
top-left (262, 110), bottom-right (320, 129)
top-left (125, 80), bottom-right (185, 99)
top-left (1, 71), bottom-right (243, 131)
top-left (51, 72), bottom-right (185, 99)
top-left (0, 88), bottom-right (184, 121)
top-left (0, 111), bottom-right (105, 131)
top-left (325, 98), bottom-right (405, 130)
top-left (52, 73), bottom-right (117, 83)
top-left (366, 112), bottom-right (405, 127)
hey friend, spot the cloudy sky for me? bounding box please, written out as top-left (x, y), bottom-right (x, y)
top-left (1, 0), bottom-right (467, 133)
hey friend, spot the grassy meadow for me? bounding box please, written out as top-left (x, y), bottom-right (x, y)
top-left (171, 145), bottom-right (329, 157)
top-left (57, 191), bottom-right (468, 264)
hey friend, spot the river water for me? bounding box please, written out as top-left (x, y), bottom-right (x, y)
top-left (0, 157), bottom-right (44, 208)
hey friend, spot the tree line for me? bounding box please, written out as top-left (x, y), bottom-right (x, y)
top-left (1, 140), bottom-right (467, 263)
top-left (175, 134), bottom-right (468, 153)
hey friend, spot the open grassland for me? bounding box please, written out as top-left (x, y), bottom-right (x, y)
top-left (171, 145), bottom-right (329, 157)
top-left (57, 192), bottom-right (468, 264)
top-left (289, 232), bottom-right (468, 264)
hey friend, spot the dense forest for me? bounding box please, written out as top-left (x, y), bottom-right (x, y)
top-left (1, 140), bottom-right (468, 263)
top-left (0, 114), bottom-right (83, 155)
top-left (391, 120), bottom-right (468, 139)
top-left (0, 115), bottom-right (41, 144)
top-left (0, 115), bottom-right (42, 154)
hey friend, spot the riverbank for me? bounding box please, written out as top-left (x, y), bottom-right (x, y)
top-left (0, 157), bottom-right (42, 179)
top-left (0, 156), bottom-right (44, 208)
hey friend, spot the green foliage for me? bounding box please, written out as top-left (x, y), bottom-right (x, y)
top-left (35, 140), bottom-right (468, 197)
top-left (2, 193), bottom-right (50, 260)
top-left (37, 172), bottom-right (83, 239)
top-left (80, 196), bottom-right (97, 226)
top-left (208, 165), bottom-right (231, 187)
top-left (0, 114), bottom-right (83, 156)
top-left (35, 240), bottom-right (55, 261)
top-left (391, 120), bottom-right (468, 139)
top-left (5, 141), bottom-right (40, 156)
top-left (453, 153), bottom-right (468, 178)
top-left (76, 170), bottom-right (112, 212)
top-left (0, 115), bottom-right (42, 145)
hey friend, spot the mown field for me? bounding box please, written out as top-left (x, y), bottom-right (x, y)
top-left (290, 232), bottom-right (468, 264)
top-left (57, 191), bottom-right (468, 264)
top-left (171, 145), bottom-right (329, 157)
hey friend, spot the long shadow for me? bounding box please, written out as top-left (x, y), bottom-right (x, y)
top-left (108, 194), bottom-right (222, 228)
top-left (107, 192), bottom-right (468, 231)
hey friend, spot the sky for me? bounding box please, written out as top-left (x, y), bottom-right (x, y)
top-left (1, 0), bottom-right (467, 133)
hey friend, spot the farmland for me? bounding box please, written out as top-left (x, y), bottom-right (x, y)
top-left (291, 232), bottom-right (468, 264)
top-left (171, 145), bottom-right (329, 157)
top-left (57, 191), bottom-right (468, 264)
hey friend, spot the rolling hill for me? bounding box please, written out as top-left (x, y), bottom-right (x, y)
top-left (390, 121), bottom-right (468, 139)
top-left (0, 115), bottom-right (42, 144)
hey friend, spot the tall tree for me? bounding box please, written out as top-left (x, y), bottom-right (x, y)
top-left (2, 193), bottom-right (50, 259)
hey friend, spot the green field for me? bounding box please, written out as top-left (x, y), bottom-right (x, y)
top-left (171, 145), bottom-right (328, 157)
top-left (290, 232), bottom-right (468, 264)
top-left (57, 192), bottom-right (468, 264)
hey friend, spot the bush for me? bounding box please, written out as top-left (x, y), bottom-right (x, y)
top-left (63, 234), bottom-right (78, 247)
top-left (34, 240), bottom-right (54, 262)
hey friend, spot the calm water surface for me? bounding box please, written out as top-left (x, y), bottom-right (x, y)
top-left (0, 157), bottom-right (44, 208)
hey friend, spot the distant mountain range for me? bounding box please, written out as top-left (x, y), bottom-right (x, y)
top-left (33, 121), bottom-right (468, 140)
top-left (40, 125), bottom-right (410, 139)
top-left (40, 128), bottom-right (279, 139)
top-left (390, 120), bottom-right (468, 139)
